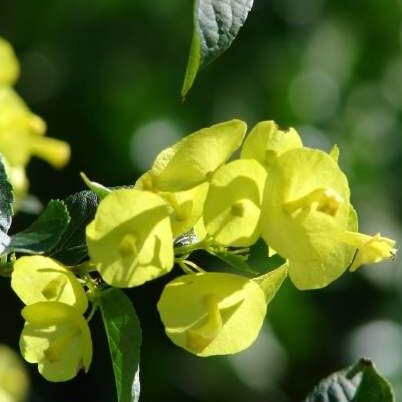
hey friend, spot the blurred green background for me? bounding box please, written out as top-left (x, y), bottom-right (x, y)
top-left (1, 0), bottom-right (402, 401)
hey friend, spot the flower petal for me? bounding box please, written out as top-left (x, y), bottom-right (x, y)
top-left (157, 273), bottom-right (266, 356)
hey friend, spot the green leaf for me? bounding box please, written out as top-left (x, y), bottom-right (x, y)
top-left (51, 190), bottom-right (99, 265)
top-left (80, 172), bottom-right (112, 200)
top-left (100, 288), bottom-right (142, 402)
top-left (181, 0), bottom-right (254, 98)
top-left (253, 264), bottom-right (288, 304)
top-left (352, 359), bottom-right (395, 402)
top-left (7, 200), bottom-right (70, 254)
top-left (247, 238), bottom-right (286, 273)
top-left (305, 358), bottom-right (395, 402)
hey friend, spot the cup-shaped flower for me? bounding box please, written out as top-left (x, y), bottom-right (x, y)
top-left (19, 301), bottom-right (92, 382)
top-left (11, 256), bottom-right (87, 313)
top-left (0, 37), bottom-right (19, 86)
top-left (261, 147), bottom-right (356, 289)
top-left (140, 120), bottom-right (247, 192)
top-left (203, 159), bottom-right (267, 247)
top-left (240, 121), bottom-right (302, 169)
top-left (157, 272), bottom-right (267, 356)
top-left (86, 188), bottom-right (174, 287)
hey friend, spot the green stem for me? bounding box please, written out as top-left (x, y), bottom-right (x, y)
top-left (0, 253), bottom-right (15, 277)
top-left (176, 258), bottom-right (205, 274)
top-left (70, 260), bottom-right (97, 275)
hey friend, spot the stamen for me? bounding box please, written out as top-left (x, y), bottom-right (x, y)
top-left (283, 187), bottom-right (343, 216)
top-left (118, 233), bottom-right (138, 259)
top-left (231, 201), bottom-right (245, 217)
top-left (43, 327), bottom-right (79, 363)
top-left (264, 149), bottom-right (278, 166)
top-left (186, 294), bottom-right (222, 353)
top-left (41, 276), bottom-right (68, 301)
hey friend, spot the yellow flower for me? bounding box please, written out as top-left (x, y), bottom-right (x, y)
top-left (0, 38), bottom-right (70, 206)
top-left (86, 188), bottom-right (174, 287)
top-left (11, 256), bottom-right (88, 313)
top-left (261, 147), bottom-right (356, 289)
top-left (141, 120), bottom-right (247, 192)
top-left (157, 272), bottom-right (267, 356)
top-left (240, 120), bottom-right (302, 169)
top-left (261, 146), bottom-right (396, 289)
top-left (19, 302), bottom-right (92, 382)
top-left (203, 158), bottom-right (267, 246)
top-left (0, 37), bottom-right (20, 86)
top-left (0, 87), bottom-right (70, 169)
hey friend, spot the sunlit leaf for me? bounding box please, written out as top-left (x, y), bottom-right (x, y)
top-left (100, 288), bottom-right (142, 402)
top-left (253, 263), bottom-right (288, 304)
top-left (181, 0), bottom-right (254, 97)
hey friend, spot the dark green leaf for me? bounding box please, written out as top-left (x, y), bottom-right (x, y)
top-left (265, 253), bottom-right (286, 270)
top-left (51, 190), bottom-right (98, 265)
top-left (352, 359), bottom-right (395, 402)
top-left (7, 200), bottom-right (70, 254)
top-left (100, 288), bottom-right (142, 402)
top-left (181, 0), bottom-right (254, 97)
top-left (247, 238), bottom-right (286, 274)
top-left (0, 155), bottom-right (14, 253)
top-left (305, 358), bottom-right (395, 402)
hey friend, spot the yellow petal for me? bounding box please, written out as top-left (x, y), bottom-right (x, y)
top-left (204, 158), bottom-right (267, 246)
top-left (0, 38), bottom-right (20, 86)
top-left (0, 87), bottom-right (69, 169)
top-left (12, 256), bottom-right (88, 313)
top-left (160, 182), bottom-right (209, 238)
top-left (0, 345), bottom-right (29, 402)
top-left (261, 147), bottom-right (351, 263)
top-left (20, 302), bottom-right (92, 382)
top-left (285, 204), bottom-right (357, 290)
top-left (30, 137), bottom-right (70, 168)
top-left (86, 188), bottom-right (174, 287)
top-left (157, 272), bottom-right (266, 356)
top-left (148, 120), bottom-right (247, 191)
top-left (240, 120), bottom-right (302, 169)
top-left (342, 231), bottom-right (397, 271)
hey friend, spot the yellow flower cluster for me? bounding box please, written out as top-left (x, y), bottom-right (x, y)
top-left (0, 37), bottom-right (70, 206)
top-left (11, 256), bottom-right (92, 382)
top-left (84, 119), bottom-right (396, 356)
top-left (9, 118), bottom-right (396, 381)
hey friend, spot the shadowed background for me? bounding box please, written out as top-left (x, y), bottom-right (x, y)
top-left (1, 0), bottom-right (402, 401)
